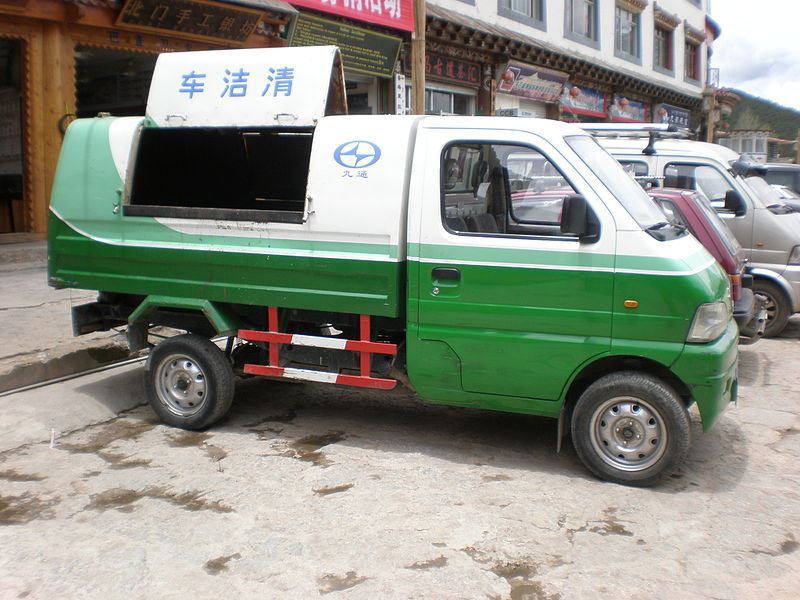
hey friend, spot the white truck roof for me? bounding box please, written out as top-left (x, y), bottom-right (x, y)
top-left (145, 45), bottom-right (347, 128)
top-left (596, 136), bottom-right (740, 165)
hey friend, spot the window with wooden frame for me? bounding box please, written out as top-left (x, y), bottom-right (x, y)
top-left (653, 6), bottom-right (679, 74)
top-left (499, 0), bottom-right (546, 29)
top-left (684, 40), bottom-right (700, 81)
top-left (684, 20), bottom-right (705, 84)
top-left (565, 0), bottom-right (600, 48)
top-left (615, 1), bottom-right (647, 62)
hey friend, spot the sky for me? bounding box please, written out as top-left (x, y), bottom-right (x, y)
top-left (710, 0), bottom-right (800, 112)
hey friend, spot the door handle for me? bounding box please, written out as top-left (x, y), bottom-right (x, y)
top-left (432, 267), bottom-right (461, 281)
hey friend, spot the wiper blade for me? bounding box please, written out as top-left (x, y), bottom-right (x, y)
top-left (646, 221), bottom-right (670, 231)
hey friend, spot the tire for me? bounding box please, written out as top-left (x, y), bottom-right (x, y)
top-left (144, 334), bottom-right (235, 430)
top-left (752, 279), bottom-right (790, 337)
top-left (571, 372), bottom-right (690, 487)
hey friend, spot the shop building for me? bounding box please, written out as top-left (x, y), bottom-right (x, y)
top-left (425, 0), bottom-right (710, 127)
top-left (0, 0), bottom-right (296, 236)
top-left (1, 0), bottom-right (718, 236)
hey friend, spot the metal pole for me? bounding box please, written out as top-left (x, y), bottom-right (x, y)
top-left (411, 0), bottom-right (426, 115)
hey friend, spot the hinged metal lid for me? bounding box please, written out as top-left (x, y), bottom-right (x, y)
top-left (146, 45), bottom-right (347, 128)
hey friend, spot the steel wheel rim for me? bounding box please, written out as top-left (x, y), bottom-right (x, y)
top-left (760, 293), bottom-right (777, 324)
top-left (154, 353), bottom-right (208, 417)
top-left (589, 396), bottom-right (667, 472)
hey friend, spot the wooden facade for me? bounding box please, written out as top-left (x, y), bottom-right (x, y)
top-left (0, 0), bottom-right (291, 235)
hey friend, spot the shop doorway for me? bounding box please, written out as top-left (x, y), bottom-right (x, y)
top-left (74, 46), bottom-right (157, 118)
top-left (0, 38), bottom-right (23, 234)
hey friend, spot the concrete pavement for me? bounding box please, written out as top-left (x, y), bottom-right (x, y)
top-left (0, 240), bottom-right (129, 393)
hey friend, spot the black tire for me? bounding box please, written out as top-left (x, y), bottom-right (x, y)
top-left (571, 372), bottom-right (690, 487)
top-left (752, 279), bottom-right (790, 337)
top-left (144, 334), bottom-right (235, 430)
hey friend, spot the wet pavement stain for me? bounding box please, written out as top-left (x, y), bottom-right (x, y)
top-left (101, 453), bottom-right (153, 470)
top-left (482, 474), bottom-right (513, 483)
top-left (167, 431), bottom-right (211, 447)
top-left (204, 553), bottom-right (241, 575)
top-left (61, 419), bottom-right (156, 454)
top-left (165, 431), bottom-right (227, 465)
top-left (204, 444), bottom-right (228, 464)
top-left (405, 556), bottom-right (448, 570)
top-left (318, 571), bottom-right (369, 595)
top-left (243, 409), bottom-right (298, 428)
top-left (491, 562), bottom-right (561, 600)
top-left (313, 483), bottom-right (354, 496)
top-left (60, 419), bottom-right (156, 470)
top-left (282, 431), bottom-right (346, 467)
top-left (0, 493), bottom-right (57, 525)
top-left (86, 487), bottom-right (234, 514)
top-left (0, 469), bottom-right (45, 482)
top-left (567, 508), bottom-right (633, 538)
top-left (751, 534), bottom-right (799, 556)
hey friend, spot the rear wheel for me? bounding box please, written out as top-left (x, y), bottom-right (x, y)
top-left (144, 334), bottom-right (234, 430)
top-left (571, 372), bottom-right (690, 486)
top-left (752, 279), bottom-right (790, 337)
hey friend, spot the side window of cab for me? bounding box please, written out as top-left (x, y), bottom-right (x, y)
top-left (441, 142), bottom-right (581, 238)
top-left (663, 163), bottom-right (744, 215)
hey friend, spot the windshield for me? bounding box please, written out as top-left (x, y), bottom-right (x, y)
top-left (745, 175), bottom-right (785, 206)
top-left (565, 135), bottom-right (665, 227)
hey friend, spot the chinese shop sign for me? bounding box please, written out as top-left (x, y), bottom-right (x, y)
top-left (117, 0), bottom-right (264, 45)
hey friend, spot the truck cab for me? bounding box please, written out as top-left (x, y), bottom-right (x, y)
top-left (587, 124), bottom-right (800, 337)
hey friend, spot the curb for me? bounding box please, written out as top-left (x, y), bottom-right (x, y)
top-left (0, 338), bottom-right (132, 394)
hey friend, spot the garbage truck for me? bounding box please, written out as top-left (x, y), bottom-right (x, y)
top-left (48, 46), bottom-right (738, 486)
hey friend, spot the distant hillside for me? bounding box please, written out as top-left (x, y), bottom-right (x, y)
top-left (728, 89), bottom-right (800, 141)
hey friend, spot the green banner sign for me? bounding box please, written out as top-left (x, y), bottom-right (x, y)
top-left (290, 13), bottom-right (401, 79)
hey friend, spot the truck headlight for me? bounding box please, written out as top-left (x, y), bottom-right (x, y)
top-left (788, 245), bottom-right (800, 266)
top-left (686, 301), bottom-right (731, 343)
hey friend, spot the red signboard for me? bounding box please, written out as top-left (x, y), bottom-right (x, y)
top-left (288, 0), bottom-right (414, 32)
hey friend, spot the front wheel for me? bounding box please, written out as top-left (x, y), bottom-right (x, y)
top-left (751, 279), bottom-right (790, 337)
top-left (571, 372), bottom-right (690, 486)
top-left (144, 334), bottom-right (235, 430)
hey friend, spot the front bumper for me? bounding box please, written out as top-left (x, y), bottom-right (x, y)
top-left (735, 288), bottom-right (767, 344)
top-left (671, 320), bottom-right (739, 432)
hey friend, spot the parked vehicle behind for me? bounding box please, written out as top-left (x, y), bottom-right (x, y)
top-left (646, 188), bottom-right (766, 343)
top-left (586, 124), bottom-right (800, 337)
top-left (48, 47), bottom-right (738, 486)
top-left (763, 162), bottom-right (800, 195)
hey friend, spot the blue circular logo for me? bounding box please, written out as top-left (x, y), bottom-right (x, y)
top-left (333, 141), bottom-right (382, 169)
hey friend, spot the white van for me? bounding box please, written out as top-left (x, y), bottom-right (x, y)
top-left (587, 125), bottom-right (800, 337)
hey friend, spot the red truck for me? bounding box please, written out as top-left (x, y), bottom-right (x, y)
top-left (647, 188), bottom-right (767, 343)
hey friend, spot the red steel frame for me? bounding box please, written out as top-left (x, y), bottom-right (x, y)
top-left (238, 307), bottom-right (397, 390)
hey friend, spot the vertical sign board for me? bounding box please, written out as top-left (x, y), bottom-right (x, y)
top-left (394, 72), bottom-right (407, 114)
top-left (288, 0), bottom-right (414, 32)
top-left (290, 13), bottom-right (401, 79)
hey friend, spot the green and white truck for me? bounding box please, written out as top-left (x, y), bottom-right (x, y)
top-left (48, 46), bottom-right (737, 485)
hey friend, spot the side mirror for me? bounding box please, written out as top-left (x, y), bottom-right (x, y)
top-left (561, 194), bottom-right (599, 242)
top-left (724, 190), bottom-right (747, 216)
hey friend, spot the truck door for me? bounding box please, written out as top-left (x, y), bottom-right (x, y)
top-left (407, 129), bottom-right (615, 403)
